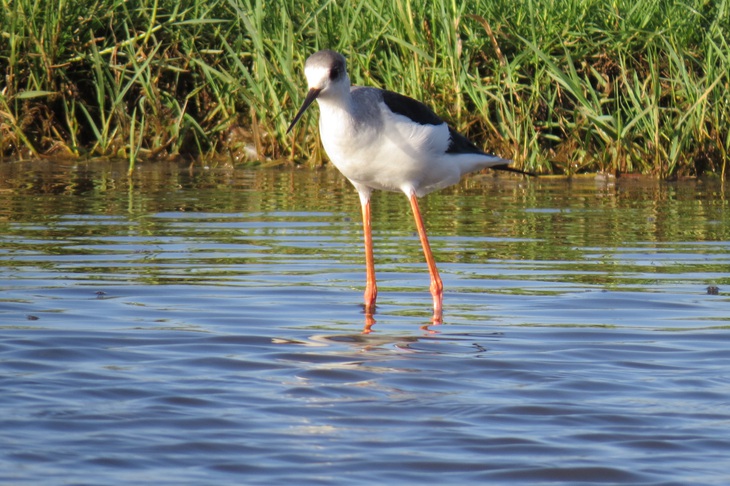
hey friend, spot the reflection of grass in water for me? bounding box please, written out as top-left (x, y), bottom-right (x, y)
top-left (1, 167), bottom-right (728, 308)
top-left (511, 323), bottom-right (620, 329)
top-left (659, 325), bottom-right (730, 332)
top-left (1, 0), bottom-right (728, 177)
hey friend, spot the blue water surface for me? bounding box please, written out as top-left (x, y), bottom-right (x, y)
top-left (1, 161), bottom-right (729, 485)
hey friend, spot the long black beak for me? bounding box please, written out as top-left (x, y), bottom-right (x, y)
top-left (286, 88), bottom-right (322, 134)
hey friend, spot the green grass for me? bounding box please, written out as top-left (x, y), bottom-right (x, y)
top-left (1, 0), bottom-right (728, 177)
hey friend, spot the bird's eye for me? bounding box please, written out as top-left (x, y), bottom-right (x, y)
top-left (329, 66), bottom-right (341, 80)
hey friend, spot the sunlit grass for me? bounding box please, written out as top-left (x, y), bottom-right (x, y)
top-left (0, 0), bottom-right (728, 178)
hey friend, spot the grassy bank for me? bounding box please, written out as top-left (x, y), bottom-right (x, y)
top-left (1, 0), bottom-right (728, 177)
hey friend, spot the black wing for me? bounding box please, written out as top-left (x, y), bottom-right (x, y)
top-left (381, 88), bottom-right (534, 175)
top-left (445, 127), bottom-right (485, 155)
top-left (380, 90), bottom-right (444, 126)
top-left (381, 91), bottom-right (486, 155)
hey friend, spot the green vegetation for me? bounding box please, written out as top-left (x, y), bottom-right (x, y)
top-left (1, 0), bottom-right (728, 177)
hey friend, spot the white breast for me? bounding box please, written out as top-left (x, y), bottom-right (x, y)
top-left (317, 90), bottom-right (460, 196)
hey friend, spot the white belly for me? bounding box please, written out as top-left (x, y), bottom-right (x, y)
top-left (318, 105), bottom-right (460, 196)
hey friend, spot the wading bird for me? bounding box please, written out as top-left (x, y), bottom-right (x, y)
top-left (287, 50), bottom-right (529, 322)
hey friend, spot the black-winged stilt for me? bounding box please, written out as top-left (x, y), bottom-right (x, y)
top-left (287, 49), bottom-right (527, 322)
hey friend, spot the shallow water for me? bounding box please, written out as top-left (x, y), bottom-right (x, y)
top-left (1, 160), bottom-right (729, 485)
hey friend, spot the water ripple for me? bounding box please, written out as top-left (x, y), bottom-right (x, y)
top-left (1, 164), bottom-right (729, 484)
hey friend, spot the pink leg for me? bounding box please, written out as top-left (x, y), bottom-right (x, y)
top-left (361, 198), bottom-right (377, 315)
top-left (408, 193), bottom-right (444, 321)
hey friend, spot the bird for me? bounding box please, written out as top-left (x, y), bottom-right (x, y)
top-left (287, 49), bottom-right (528, 322)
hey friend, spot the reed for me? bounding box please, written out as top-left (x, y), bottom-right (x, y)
top-left (1, 0), bottom-right (728, 177)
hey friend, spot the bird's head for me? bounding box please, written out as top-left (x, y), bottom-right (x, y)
top-left (287, 50), bottom-right (349, 134)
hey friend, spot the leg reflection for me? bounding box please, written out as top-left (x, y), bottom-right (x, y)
top-left (362, 312), bottom-right (376, 334)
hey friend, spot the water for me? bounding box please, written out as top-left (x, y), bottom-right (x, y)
top-left (1, 160), bottom-right (729, 485)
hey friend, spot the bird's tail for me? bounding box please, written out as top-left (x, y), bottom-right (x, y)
top-left (491, 163), bottom-right (537, 177)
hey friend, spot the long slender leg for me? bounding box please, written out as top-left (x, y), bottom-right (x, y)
top-left (360, 196), bottom-right (377, 314)
top-left (408, 193), bottom-right (443, 321)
